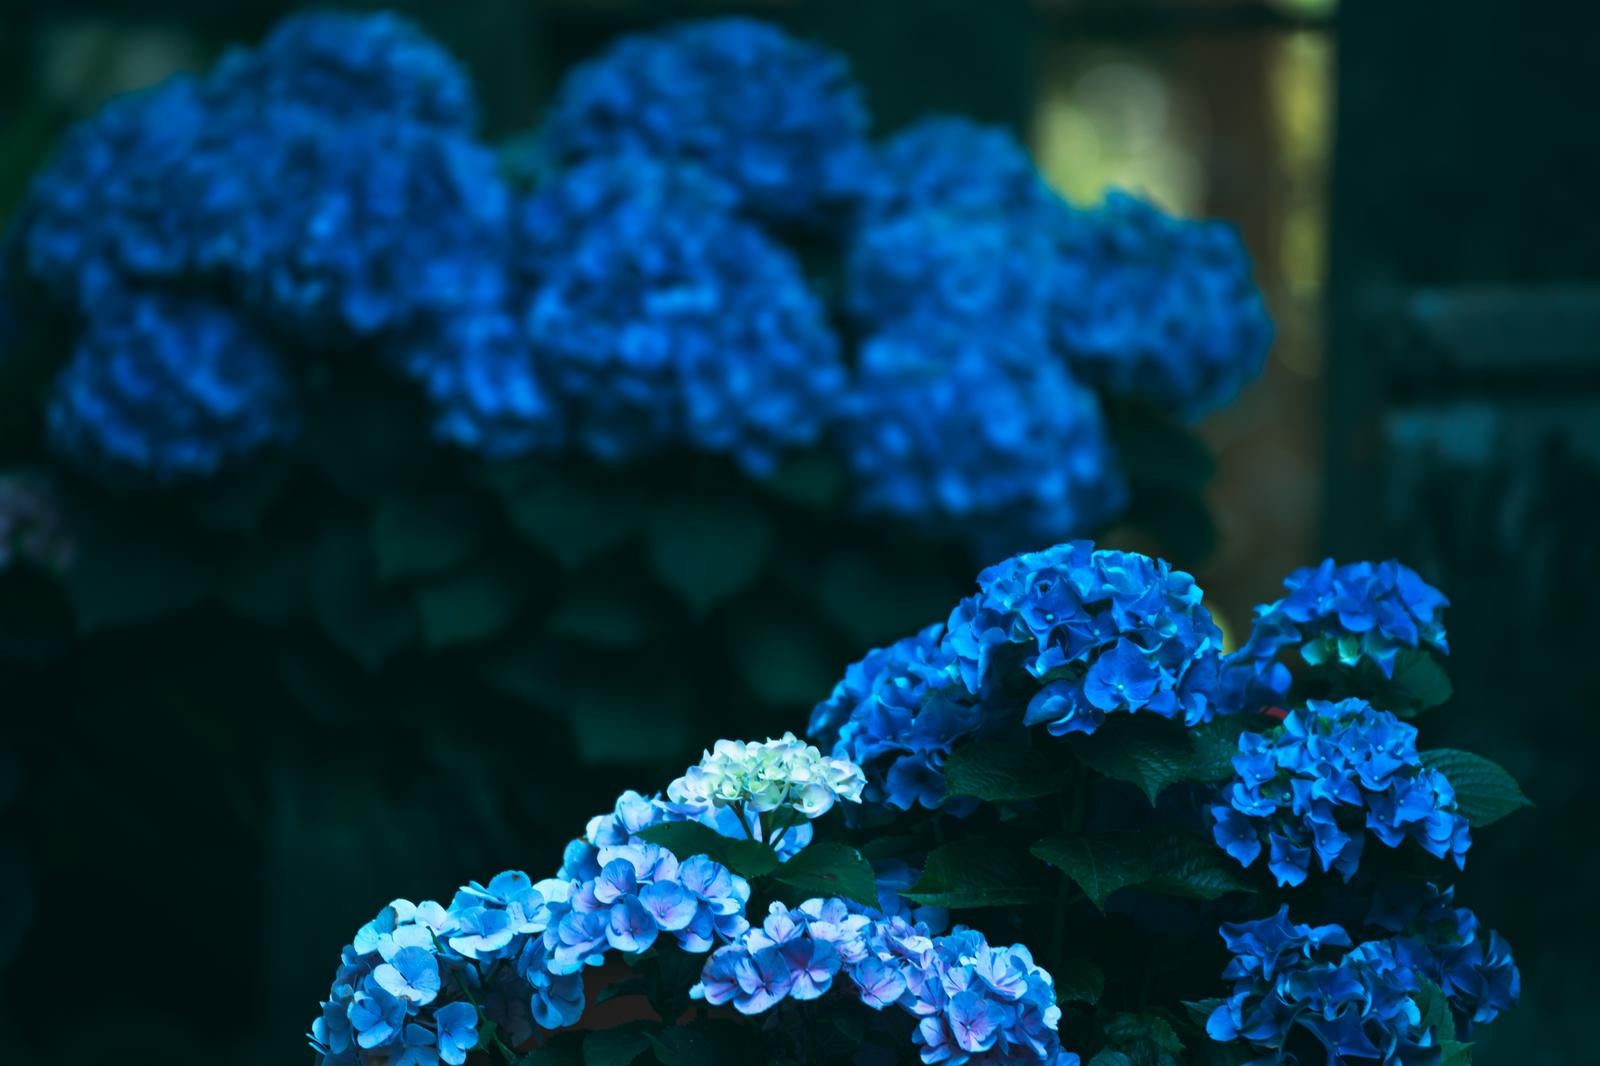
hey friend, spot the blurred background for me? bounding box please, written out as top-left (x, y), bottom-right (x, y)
top-left (1, 0), bottom-right (1596, 1061)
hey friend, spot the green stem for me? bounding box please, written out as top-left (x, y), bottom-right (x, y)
top-left (453, 970), bottom-right (518, 1063)
top-left (737, 801), bottom-right (758, 841)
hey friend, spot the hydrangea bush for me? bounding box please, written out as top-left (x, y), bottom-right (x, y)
top-left (314, 542), bottom-right (1527, 1065)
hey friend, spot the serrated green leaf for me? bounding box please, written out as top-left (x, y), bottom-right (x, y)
top-left (945, 735), bottom-right (1068, 802)
top-left (1413, 976), bottom-right (1457, 1043)
top-left (1054, 957), bottom-right (1106, 1004)
top-left (646, 498), bottom-right (771, 615)
top-left (1103, 1011), bottom-right (1184, 1066)
top-left (771, 841), bottom-right (880, 910)
top-left (583, 1027), bottom-right (651, 1066)
top-left (636, 823), bottom-right (779, 879)
top-left (372, 492), bottom-right (492, 582)
top-left (1032, 832), bottom-right (1251, 910)
top-left (1070, 716), bottom-right (1194, 804)
top-left (414, 563), bottom-right (525, 648)
top-left (1185, 716), bottom-right (1255, 783)
top-left (1420, 748), bottom-right (1532, 826)
top-left (488, 461), bottom-right (643, 568)
top-left (903, 837), bottom-right (1052, 909)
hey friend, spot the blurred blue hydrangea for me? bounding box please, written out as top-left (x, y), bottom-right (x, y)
top-left (1051, 191), bottom-right (1274, 421)
top-left (1233, 558), bottom-right (1450, 680)
top-left (1207, 906), bottom-right (1442, 1064)
top-left (527, 195), bottom-right (845, 475)
top-left (838, 325), bottom-right (1125, 553)
top-left (846, 210), bottom-right (1058, 335)
top-left (516, 155), bottom-right (738, 281)
top-left (210, 10), bottom-right (479, 131)
top-left (46, 291), bottom-right (298, 484)
top-left (859, 116), bottom-right (1062, 223)
top-left (235, 106), bottom-right (511, 346)
top-left (1210, 699), bottom-right (1471, 887)
top-left (17, 77), bottom-right (257, 308)
top-left (945, 541), bottom-right (1224, 735)
top-left (1367, 883), bottom-right (1521, 1032)
top-left (540, 18), bottom-right (872, 222)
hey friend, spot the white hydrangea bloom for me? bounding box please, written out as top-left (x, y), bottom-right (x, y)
top-left (667, 732), bottom-right (866, 820)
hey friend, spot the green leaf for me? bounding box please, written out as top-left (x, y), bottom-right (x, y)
top-left (545, 579), bottom-right (656, 648)
top-left (1090, 1053), bottom-right (1134, 1066)
top-left (646, 498), bottom-right (771, 615)
top-left (1103, 1011), bottom-right (1184, 1066)
top-left (1413, 976), bottom-right (1457, 1043)
top-left (414, 563), bottom-right (525, 648)
top-left (760, 451), bottom-right (844, 511)
top-left (311, 520), bottom-right (417, 670)
top-left (1070, 716), bottom-right (1194, 804)
top-left (513, 1033), bottom-right (585, 1066)
top-left (1031, 832), bottom-right (1251, 910)
top-left (1420, 749), bottom-right (1533, 826)
top-left (583, 1028), bottom-right (651, 1066)
top-left (372, 492), bottom-right (492, 582)
top-left (1386, 650), bottom-right (1454, 712)
top-left (646, 1023), bottom-right (759, 1066)
top-left (64, 521), bottom-right (213, 631)
top-left (725, 603), bottom-right (839, 708)
top-left (813, 550), bottom-right (959, 647)
top-left (1054, 957), bottom-right (1106, 1005)
top-left (488, 461), bottom-right (643, 568)
top-left (636, 823), bottom-right (779, 879)
top-left (1184, 716), bottom-right (1255, 783)
top-left (770, 841), bottom-right (880, 910)
top-left (944, 735), bottom-right (1068, 802)
top-left (903, 837), bottom-right (1052, 909)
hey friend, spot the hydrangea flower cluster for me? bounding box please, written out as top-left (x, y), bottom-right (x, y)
top-left (0, 470), bottom-right (76, 574)
top-left (857, 117), bottom-right (1062, 224)
top-left (807, 623), bottom-right (980, 811)
top-left (1051, 191), bottom-right (1274, 421)
top-left (310, 872), bottom-right (554, 1066)
top-left (667, 732), bottom-right (866, 822)
top-left (539, 17), bottom-right (872, 222)
top-left (1367, 883), bottom-right (1521, 1031)
top-left (525, 191), bottom-right (844, 476)
top-left (947, 542), bottom-right (1225, 735)
top-left (1206, 906), bottom-right (1443, 1064)
top-left (839, 326), bottom-right (1127, 556)
top-left (45, 291), bottom-right (299, 484)
top-left (696, 899), bottom-right (1079, 1065)
top-left (1234, 559), bottom-right (1451, 679)
top-left (1210, 699), bottom-right (1471, 887)
top-left (543, 843), bottom-right (751, 973)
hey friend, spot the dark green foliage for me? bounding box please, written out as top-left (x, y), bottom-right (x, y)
top-left (1419, 749), bottom-right (1534, 826)
top-left (1031, 832), bottom-right (1253, 911)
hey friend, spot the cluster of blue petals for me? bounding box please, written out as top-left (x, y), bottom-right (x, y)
top-left (1233, 559), bottom-right (1450, 680)
top-left (949, 542), bottom-right (1224, 735)
top-left (1207, 906), bottom-right (1444, 1064)
top-left (1051, 191), bottom-right (1274, 421)
top-left (310, 872), bottom-right (555, 1066)
top-left (525, 187), bottom-right (844, 476)
top-left (1367, 883), bottom-right (1521, 1032)
top-left (696, 899), bottom-right (1078, 1065)
top-left (857, 117), bottom-right (1062, 224)
top-left (1210, 699), bottom-right (1471, 887)
top-left (840, 329), bottom-right (1126, 558)
top-left (539, 17), bottom-right (872, 222)
top-left (46, 290), bottom-right (298, 484)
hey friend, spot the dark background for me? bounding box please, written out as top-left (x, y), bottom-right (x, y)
top-left (1, 0), bottom-right (1596, 1062)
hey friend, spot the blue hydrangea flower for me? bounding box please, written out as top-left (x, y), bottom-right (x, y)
top-left (527, 195), bottom-right (845, 475)
top-left (516, 155), bottom-right (738, 281)
top-left (839, 325), bottom-right (1126, 554)
top-left (1367, 883), bottom-right (1521, 1032)
top-left (1208, 906), bottom-right (1443, 1064)
top-left (16, 77), bottom-right (258, 308)
top-left (209, 11), bottom-right (478, 132)
top-left (858, 117), bottom-right (1061, 224)
top-left (45, 291), bottom-right (298, 485)
top-left (235, 106), bottom-right (510, 346)
top-left (694, 900), bottom-right (1078, 1065)
top-left (845, 210), bottom-right (1058, 336)
top-left (1209, 699), bottom-right (1471, 887)
top-left (1233, 559), bottom-right (1450, 680)
top-left (945, 541), bottom-right (1224, 736)
top-left (540, 18), bottom-right (871, 222)
top-left (312, 877), bottom-right (556, 1066)
top-left (807, 623), bottom-right (984, 812)
top-left (1051, 191), bottom-right (1273, 421)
